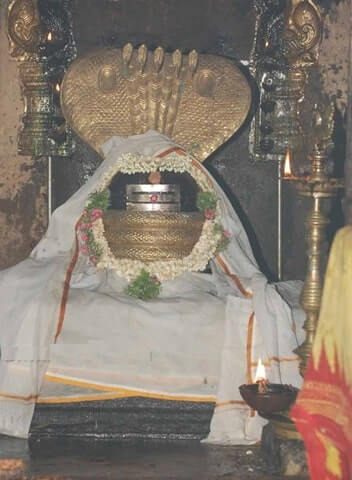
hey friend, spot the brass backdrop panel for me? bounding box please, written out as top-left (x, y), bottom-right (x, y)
top-left (61, 46), bottom-right (251, 162)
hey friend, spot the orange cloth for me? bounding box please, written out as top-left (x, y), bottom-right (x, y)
top-left (291, 227), bottom-right (352, 479)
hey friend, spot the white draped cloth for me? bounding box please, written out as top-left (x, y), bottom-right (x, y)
top-left (0, 131), bottom-right (304, 442)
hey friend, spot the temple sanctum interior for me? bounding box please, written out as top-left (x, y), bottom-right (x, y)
top-left (0, 0), bottom-right (352, 478)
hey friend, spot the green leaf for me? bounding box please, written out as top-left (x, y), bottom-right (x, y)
top-left (196, 191), bottom-right (217, 211)
top-left (86, 190), bottom-right (111, 212)
top-left (125, 269), bottom-right (161, 301)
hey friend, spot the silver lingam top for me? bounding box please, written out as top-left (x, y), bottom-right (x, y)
top-left (126, 184), bottom-right (181, 212)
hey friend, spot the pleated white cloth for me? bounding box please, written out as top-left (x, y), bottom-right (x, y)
top-left (0, 131), bottom-right (304, 442)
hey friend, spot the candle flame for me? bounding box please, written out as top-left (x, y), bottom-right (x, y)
top-left (47, 31), bottom-right (52, 41)
top-left (254, 358), bottom-right (266, 382)
top-left (284, 149), bottom-right (292, 177)
top-left (265, 40), bottom-right (270, 49)
top-left (55, 83), bottom-right (60, 93)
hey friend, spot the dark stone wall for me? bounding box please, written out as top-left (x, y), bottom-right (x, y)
top-left (53, 0), bottom-right (329, 281)
top-left (0, 3), bottom-right (48, 270)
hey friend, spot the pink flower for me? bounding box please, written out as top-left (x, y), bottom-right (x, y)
top-left (77, 222), bottom-right (91, 231)
top-left (80, 244), bottom-right (89, 255)
top-left (204, 209), bottom-right (216, 220)
top-left (80, 233), bottom-right (88, 243)
top-left (91, 208), bottom-right (103, 221)
top-left (223, 229), bottom-right (231, 238)
top-left (82, 209), bottom-right (89, 217)
top-left (150, 194), bottom-right (159, 203)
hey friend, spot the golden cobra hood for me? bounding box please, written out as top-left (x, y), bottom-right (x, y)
top-left (61, 45), bottom-right (252, 162)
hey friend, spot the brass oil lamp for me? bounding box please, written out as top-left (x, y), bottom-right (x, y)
top-left (240, 103), bottom-right (344, 442)
top-left (283, 103), bottom-right (344, 377)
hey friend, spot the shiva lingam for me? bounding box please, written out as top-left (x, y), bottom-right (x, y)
top-left (104, 170), bottom-right (204, 262)
top-left (239, 359), bottom-right (299, 418)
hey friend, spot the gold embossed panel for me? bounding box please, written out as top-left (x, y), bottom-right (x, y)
top-left (61, 46), bottom-right (251, 161)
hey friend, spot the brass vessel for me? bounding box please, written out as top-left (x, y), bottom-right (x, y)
top-left (103, 211), bottom-right (204, 262)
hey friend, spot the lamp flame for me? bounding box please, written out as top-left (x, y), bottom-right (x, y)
top-left (55, 83), bottom-right (60, 93)
top-left (284, 148), bottom-right (292, 177)
top-left (265, 40), bottom-right (270, 49)
top-left (254, 358), bottom-right (266, 382)
top-left (47, 31), bottom-right (52, 41)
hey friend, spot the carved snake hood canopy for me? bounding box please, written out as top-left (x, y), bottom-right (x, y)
top-left (61, 45), bottom-right (252, 162)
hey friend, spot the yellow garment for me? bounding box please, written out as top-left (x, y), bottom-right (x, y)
top-left (313, 226), bottom-right (352, 386)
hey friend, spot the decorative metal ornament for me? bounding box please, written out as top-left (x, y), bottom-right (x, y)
top-left (103, 211), bottom-right (204, 263)
top-left (249, 0), bottom-right (323, 162)
top-left (282, 0), bottom-right (322, 67)
top-left (98, 66), bottom-right (117, 93)
top-left (17, 61), bottom-right (74, 157)
top-left (61, 45), bottom-right (252, 162)
top-left (153, 47), bottom-right (164, 73)
top-left (7, 0), bottom-right (76, 158)
top-left (288, 103), bottom-right (344, 376)
top-left (7, 0), bottom-right (41, 59)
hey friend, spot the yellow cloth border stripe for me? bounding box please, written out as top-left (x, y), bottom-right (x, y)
top-left (38, 392), bottom-right (134, 404)
top-left (42, 373), bottom-right (216, 403)
top-left (0, 392), bottom-right (38, 402)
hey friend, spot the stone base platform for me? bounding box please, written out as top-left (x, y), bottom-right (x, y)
top-left (261, 423), bottom-right (308, 476)
top-left (31, 397), bottom-right (214, 440)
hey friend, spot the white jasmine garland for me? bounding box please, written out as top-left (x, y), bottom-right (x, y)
top-left (83, 151), bottom-right (226, 282)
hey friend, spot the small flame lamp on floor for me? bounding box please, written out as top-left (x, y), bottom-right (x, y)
top-left (240, 359), bottom-right (300, 442)
top-left (240, 358), bottom-right (299, 419)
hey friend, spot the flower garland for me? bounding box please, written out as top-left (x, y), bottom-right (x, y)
top-left (77, 151), bottom-right (230, 299)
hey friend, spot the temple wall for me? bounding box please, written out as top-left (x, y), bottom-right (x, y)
top-left (0, 0), bottom-right (349, 280)
top-left (0, 1), bottom-right (47, 269)
top-left (320, 0), bottom-right (350, 113)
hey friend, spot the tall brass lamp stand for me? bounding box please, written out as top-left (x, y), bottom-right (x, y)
top-left (293, 145), bottom-right (344, 377)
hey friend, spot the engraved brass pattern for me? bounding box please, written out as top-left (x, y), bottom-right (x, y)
top-left (61, 46), bottom-right (252, 162)
top-left (16, 61), bottom-right (74, 156)
top-left (103, 211), bottom-right (204, 262)
top-left (249, 0), bottom-right (323, 162)
top-left (287, 104), bottom-right (344, 376)
top-left (7, 0), bottom-right (41, 59)
top-left (7, 0), bottom-right (76, 157)
top-left (283, 0), bottom-right (322, 67)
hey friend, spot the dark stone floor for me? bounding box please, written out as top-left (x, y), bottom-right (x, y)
top-left (0, 436), bottom-right (308, 480)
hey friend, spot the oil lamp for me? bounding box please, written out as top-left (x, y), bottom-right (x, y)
top-left (254, 357), bottom-right (268, 393)
top-left (239, 359), bottom-right (298, 416)
top-left (283, 148), bottom-right (292, 178)
top-left (52, 82), bottom-right (61, 109)
top-left (283, 103), bottom-right (344, 377)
